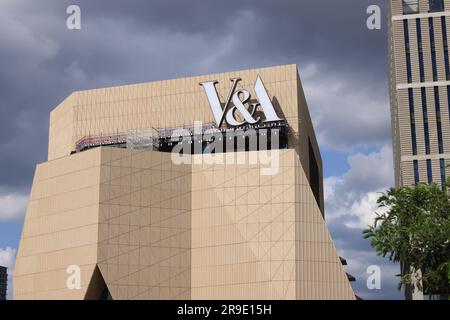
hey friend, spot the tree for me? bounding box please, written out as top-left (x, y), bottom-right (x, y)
top-left (363, 182), bottom-right (450, 296)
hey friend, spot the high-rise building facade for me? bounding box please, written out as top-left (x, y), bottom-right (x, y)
top-left (14, 64), bottom-right (355, 300)
top-left (0, 266), bottom-right (7, 300)
top-left (388, 0), bottom-right (450, 300)
top-left (389, 0), bottom-right (450, 188)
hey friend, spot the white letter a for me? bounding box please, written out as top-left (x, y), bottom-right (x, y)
top-left (66, 5), bottom-right (81, 30)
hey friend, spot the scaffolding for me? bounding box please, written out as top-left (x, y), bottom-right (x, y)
top-left (73, 121), bottom-right (291, 154)
top-left (75, 132), bottom-right (127, 153)
top-left (126, 127), bottom-right (159, 150)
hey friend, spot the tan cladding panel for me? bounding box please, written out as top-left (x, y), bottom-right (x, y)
top-left (48, 94), bottom-right (75, 161)
top-left (96, 147), bottom-right (192, 300)
top-left (412, 88), bottom-right (426, 155)
top-left (390, 16), bottom-right (450, 85)
top-left (433, 17), bottom-right (447, 81)
top-left (14, 148), bottom-right (105, 300)
top-left (425, 87), bottom-right (440, 155)
top-left (392, 20), bottom-right (408, 84)
top-left (408, 19), bottom-right (421, 83)
top-left (190, 150), bottom-right (353, 300)
top-left (14, 265), bottom-right (97, 300)
top-left (397, 89), bottom-right (413, 156)
top-left (390, 11), bottom-right (450, 85)
top-left (16, 147), bottom-right (353, 299)
top-left (390, 0), bottom-right (403, 16)
top-left (439, 86), bottom-right (450, 153)
top-left (402, 158), bottom-right (450, 186)
top-left (48, 64), bottom-right (300, 160)
top-left (401, 160), bottom-right (415, 186)
top-left (294, 157), bottom-right (354, 300)
top-left (419, 0), bottom-right (429, 12)
top-left (399, 85), bottom-right (450, 158)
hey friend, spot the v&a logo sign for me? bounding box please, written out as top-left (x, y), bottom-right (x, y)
top-left (200, 75), bottom-right (283, 127)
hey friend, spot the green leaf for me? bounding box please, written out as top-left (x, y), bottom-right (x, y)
top-left (363, 184), bottom-right (450, 294)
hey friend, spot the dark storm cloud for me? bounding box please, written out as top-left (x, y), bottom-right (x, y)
top-left (71, 0), bottom-right (389, 82)
top-left (0, 0), bottom-right (388, 191)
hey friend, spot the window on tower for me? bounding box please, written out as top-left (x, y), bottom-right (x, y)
top-left (429, 0), bottom-right (444, 12)
top-left (403, 0), bottom-right (419, 14)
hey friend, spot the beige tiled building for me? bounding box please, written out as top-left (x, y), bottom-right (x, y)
top-left (14, 64), bottom-right (355, 300)
top-left (389, 0), bottom-right (450, 187)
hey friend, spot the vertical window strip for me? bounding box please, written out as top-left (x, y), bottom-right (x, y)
top-left (434, 87), bottom-right (444, 153)
top-left (439, 158), bottom-right (446, 187)
top-left (404, 20), bottom-right (413, 83)
top-left (409, 88), bottom-right (418, 155)
top-left (421, 87), bottom-right (431, 154)
top-left (429, 18), bottom-right (438, 81)
top-left (414, 160), bottom-right (420, 184)
top-left (417, 18), bottom-right (425, 82)
top-left (426, 159), bottom-right (433, 183)
top-left (442, 17), bottom-right (450, 80)
top-left (447, 86), bottom-right (450, 123)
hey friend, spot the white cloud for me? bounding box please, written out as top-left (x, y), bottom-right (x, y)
top-left (0, 247), bottom-right (15, 269)
top-left (324, 176), bottom-right (340, 203)
top-left (323, 145), bottom-right (403, 298)
top-left (325, 144), bottom-right (394, 229)
top-left (0, 247), bottom-right (16, 300)
top-left (347, 191), bottom-right (388, 229)
top-left (0, 193), bottom-right (28, 221)
top-left (302, 63), bottom-right (391, 151)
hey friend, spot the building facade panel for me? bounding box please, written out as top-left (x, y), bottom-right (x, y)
top-left (14, 149), bottom-right (103, 299)
top-left (15, 64), bottom-right (354, 300)
top-left (389, 1), bottom-right (450, 191)
top-left (96, 148), bottom-right (192, 300)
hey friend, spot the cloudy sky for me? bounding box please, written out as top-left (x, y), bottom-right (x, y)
top-left (0, 0), bottom-right (403, 299)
